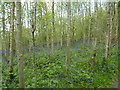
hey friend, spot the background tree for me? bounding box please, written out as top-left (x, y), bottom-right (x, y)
top-left (66, 0), bottom-right (71, 75)
top-left (88, 1), bottom-right (91, 44)
top-left (45, 2), bottom-right (49, 49)
top-left (52, 0), bottom-right (55, 56)
top-left (9, 2), bottom-right (15, 81)
top-left (2, 2), bottom-right (8, 63)
top-left (92, 1), bottom-right (98, 66)
top-left (118, 1), bottom-right (120, 73)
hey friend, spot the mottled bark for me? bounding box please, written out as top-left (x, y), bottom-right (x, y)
top-left (105, 2), bottom-right (110, 59)
top-left (16, 2), bottom-right (24, 88)
top-left (109, 3), bottom-right (114, 46)
top-left (66, 0), bottom-right (71, 75)
top-left (9, 2), bottom-right (15, 80)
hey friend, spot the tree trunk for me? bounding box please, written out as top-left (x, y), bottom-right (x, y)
top-left (66, 0), bottom-right (71, 75)
top-left (93, 1), bottom-right (98, 48)
top-left (114, 3), bottom-right (118, 47)
top-left (45, 3), bottom-right (49, 49)
top-left (31, 3), bottom-right (36, 60)
top-left (9, 2), bottom-right (15, 80)
top-left (2, 3), bottom-right (8, 63)
top-left (52, 0), bottom-right (55, 56)
top-left (60, 2), bottom-right (63, 47)
top-left (92, 1), bottom-right (98, 67)
top-left (105, 2), bottom-right (111, 59)
top-left (29, 2), bottom-right (33, 52)
top-left (16, 2), bottom-right (25, 88)
top-left (33, 3), bottom-right (37, 86)
top-left (92, 1), bottom-right (98, 66)
top-left (82, 4), bottom-right (85, 44)
top-left (109, 3), bottom-right (113, 46)
top-left (118, 1), bottom-right (120, 55)
top-left (88, 2), bottom-right (91, 44)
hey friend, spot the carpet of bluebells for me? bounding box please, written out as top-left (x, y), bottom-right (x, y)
top-left (1, 41), bottom-right (118, 88)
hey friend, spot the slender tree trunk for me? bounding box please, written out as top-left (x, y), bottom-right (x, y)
top-left (118, 1), bottom-right (120, 76)
top-left (33, 3), bottom-right (37, 87)
top-left (88, 2), bottom-right (91, 44)
top-left (66, 0), bottom-right (71, 75)
top-left (27, 2), bottom-right (29, 29)
top-left (9, 2), bottom-right (15, 80)
top-left (31, 3), bottom-right (36, 60)
top-left (109, 3), bottom-right (113, 46)
top-left (29, 2), bottom-right (33, 52)
top-left (16, 2), bottom-right (24, 88)
top-left (118, 1), bottom-right (120, 53)
top-left (60, 2), bottom-right (63, 47)
top-left (99, 1), bottom-right (103, 43)
top-left (115, 3), bottom-right (118, 46)
top-left (92, 1), bottom-right (98, 66)
top-left (52, 0), bottom-right (55, 56)
top-left (27, 2), bottom-right (31, 52)
top-left (93, 1), bottom-right (98, 48)
top-left (45, 3), bottom-right (49, 49)
top-left (105, 2), bottom-right (110, 59)
top-left (82, 4), bottom-right (85, 44)
top-left (2, 3), bottom-right (8, 63)
top-left (84, 3), bottom-right (87, 44)
top-left (111, 2), bottom-right (117, 47)
top-left (40, 4), bottom-right (43, 47)
top-left (71, 8), bottom-right (75, 43)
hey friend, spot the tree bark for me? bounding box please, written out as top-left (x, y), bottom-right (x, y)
top-left (118, 1), bottom-right (120, 78)
top-left (92, 1), bottom-right (98, 66)
top-left (66, 0), bottom-right (71, 75)
top-left (88, 2), bottom-right (91, 44)
top-left (60, 2), bottom-right (63, 47)
top-left (9, 2), bottom-right (15, 80)
top-left (31, 2), bottom-right (36, 60)
top-left (52, 0), bottom-right (55, 56)
top-left (29, 2), bottom-right (33, 52)
top-left (118, 1), bottom-right (120, 55)
top-left (16, 2), bottom-right (25, 88)
top-left (82, 3), bottom-right (85, 44)
top-left (45, 3), bottom-right (49, 49)
top-left (2, 3), bottom-right (8, 63)
top-left (93, 1), bottom-right (98, 49)
top-left (105, 2), bottom-right (111, 59)
top-left (109, 3), bottom-right (113, 46)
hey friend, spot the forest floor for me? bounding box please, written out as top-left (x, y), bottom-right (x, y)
top-left (1, 41), bottom-right (119, 88)
top-left (113, 74), bottom-right (119, 88)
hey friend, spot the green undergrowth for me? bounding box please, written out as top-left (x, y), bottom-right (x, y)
top-left (2, 43), bottom-right (118, 88)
